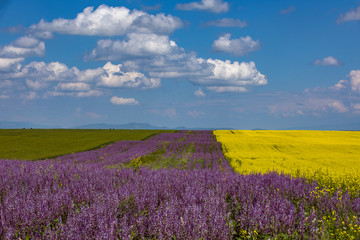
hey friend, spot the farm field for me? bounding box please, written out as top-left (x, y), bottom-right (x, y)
top-left (0, 129), bottom-right (174, 160)
top-left (0, 130), bottom-right (360, 239)
top-left (214, 130), bottom-right (360, 195)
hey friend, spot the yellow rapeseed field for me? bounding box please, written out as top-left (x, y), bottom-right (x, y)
top-left (214, 130), bottom-right (360, 194)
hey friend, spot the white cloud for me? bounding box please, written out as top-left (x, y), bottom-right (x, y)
top-left (205, 18), bottom-right (247, 27)
top-left (0, 36), bottom-right (45, 58)
top-left (330, 70), bottom-right (360, 94)
top-left (9, 61), bottom-right (159, 90)
top-left (314, 56), bottom-right (341, 66)
top-left (194, 88), bottom-right (206, 97)
top-left (212, 34), bottom-right (260, 56)
top-left (331, 79), bottom-right (348, 90)
top-left (337, 6), bottom-right (360, 23)
top-left (280, 6), bottom-right (295, 15)
top-left (124, 51), bottom-right (213, 79)
top-left (206, 86), bottom-right (247, 92)
top-left (25, 79), bottom-right (48, 90)
top-left (205, 59), bottom-right (267, 85)
top-left (124, 50), bottom-right (266, 92)
top-left (76, 90), bottom-right (102, 97)
top-left (58, 82), bottom-right (91, 91)
top-left (176, 0), bottom-right (229, 13)
top-left (1, 60), bottom-right (161, 99)
top-left (349, 70), bottom-right (360, 93)
top-left (30, 5), bottom-right (183, 37)
top-left (13, 61), bottom-right (75, 81)
top-left (99, 62), bottom-right (160, 89)
top-left (46, 89), bottom-right (103, 98)
top-left (328, 100), bottom-right (349, 113)
top-left (87, 33), bottom-right (177, 61)
top-left (0, 57), bottom-right (23, 72)
top-left (110, 96), bottom-right (139, 105)
top-left (76, 68), bottom-right (105, 82)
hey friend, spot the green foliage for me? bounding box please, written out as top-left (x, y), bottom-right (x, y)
top-left (0, 129), bottom-right (174, 160)
top-left (129, 156), bottom-right (143, 172)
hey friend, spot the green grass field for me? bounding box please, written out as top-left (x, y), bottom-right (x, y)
top-left (0, 129), bottom-right (174, 160)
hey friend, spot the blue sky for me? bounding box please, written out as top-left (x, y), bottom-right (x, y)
top-left (0, 0), bottom-right (360, 129)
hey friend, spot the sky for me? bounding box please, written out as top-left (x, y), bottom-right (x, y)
top-left (0, 0), bottom-right (360, 129)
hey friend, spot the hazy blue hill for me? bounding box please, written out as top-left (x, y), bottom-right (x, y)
top-left (74, 122), bottom-right (169, 130)
top-left (0, 121), bottom-right (58, 129)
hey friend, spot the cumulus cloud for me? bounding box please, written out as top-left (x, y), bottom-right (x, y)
top-left (98, 62), bottom-right (160, 89)
top-left (46, 89), bottom-right (103, 98)
top-left (0, 57), bottom-right (23, 72)
top-left (328, 100), bottom-right (349, 113)
top-left (176, 0), bottom-right (229, 13)
top-left (267, 69), bottom-right (360, 117)
top-left (205, 59), bottom-right (267, 86)
top-left (0, 59), bottom-right (161, 99)
top-left (30, 5), bottom-right (183, 37)
top-left (331, 70), bottom-right (360, 94)
top-left (205, 18), bottom-right (247, 27)
top-left (331, 79), bottom-right (348, 91)
top-left (13, 61), bottom-right (78, 82)
top-left (314, 56), bottom-right (341, 66)
top-left (337, 6), bottom-right (360, 23)
top-left (58, 82), bottom-right (91, 91)
top-left (25, 79), bottom-right (48, 90)
top-left (110, 96), bottom-right (139, 105)
top-left (124, 49), bottom-right (266, 92)
top-left (280, 6), bottom-right (295, 15)
top-left (7, 61), bottom-right (159, 90)
top-left (349, 70), bottom-right (360, 93)
top-left (194, 88), bottom-right (206, 97)
top-left (206, 86), bottom-right (247, 92)
top-left (87, 33), bottom-right (178, 61)
top-left (76, 90), bottom-right (102, 97)
top-left (212, 34), bottom-right (260, 56)
top-left (0, 36), bottom-right (45, 58)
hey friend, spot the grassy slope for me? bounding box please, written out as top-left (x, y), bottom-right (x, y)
top-left (0, 129), bottom-right (174, 160)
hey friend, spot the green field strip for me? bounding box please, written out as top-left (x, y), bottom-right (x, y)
top-left (0, 129), bottom-right (175, 161)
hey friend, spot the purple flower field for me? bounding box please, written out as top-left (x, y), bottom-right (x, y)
top-left (1, 131), bottom-right (360, 239)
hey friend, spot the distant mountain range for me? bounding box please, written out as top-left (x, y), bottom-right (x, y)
top-left (0, 121), bottom-right (59, 129)
top-left (0, 121), bottom-right (231, 130)
top-left (73, 122), bottom-right (168, 130)
top-left (73, 122), bottom-right (231, 130)
top-left (1, 120), bottom-right (359, 130)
